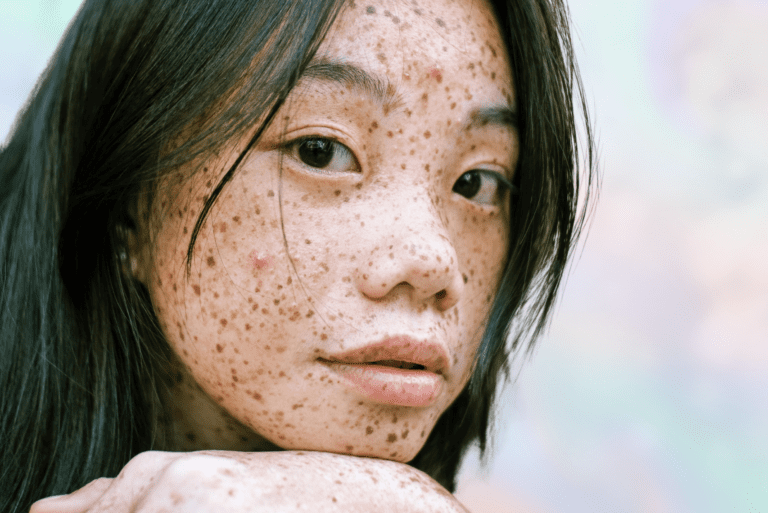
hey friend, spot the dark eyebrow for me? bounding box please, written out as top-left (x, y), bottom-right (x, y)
top-left (465, 106), bottom-right (518, 132)
top-left (301, 59), bottom-right (403, 112)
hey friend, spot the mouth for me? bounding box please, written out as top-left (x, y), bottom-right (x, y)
top-left (321, 335), bottom-right (450, 374)
top-left (318, 336), bottom-right (449, 407)
top-left (364, 360), bottom-right (426, 371)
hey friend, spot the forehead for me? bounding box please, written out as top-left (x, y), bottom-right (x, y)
top-left (316, 0), bottom-right (513, 104)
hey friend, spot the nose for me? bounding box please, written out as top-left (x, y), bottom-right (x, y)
top-left (355, 197), bottom-right (465, 311)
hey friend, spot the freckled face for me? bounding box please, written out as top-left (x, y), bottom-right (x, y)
top-left (144, 0), bottom-right (516, 461)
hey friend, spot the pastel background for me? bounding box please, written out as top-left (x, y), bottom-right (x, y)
top-left (1, 1), bottom-right (766, 512)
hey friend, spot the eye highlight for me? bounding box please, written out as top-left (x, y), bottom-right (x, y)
top-left (286, 137), bottom-right (359, 174)
top-left (452, 170), bottom-right (515, 206)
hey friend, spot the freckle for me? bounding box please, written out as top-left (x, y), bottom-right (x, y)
top-left (218, 222), bottom-right (227, 232)
top-left (207, 256), bottom-right (216, 267)
top-left (186, 432), bottom-right (197, 443)
top-left (387, 433), bottom-right (397, 443)
top-left (216, 344), bottom-right (224, 353)
top-left (435, 18), bottom-right (445, 27)
top-left (423, 131), bottom-right (431, 139)
top-left (450, 102), bottom-right (456, 110)
top-left (292, 403), bottom-right (304, 410)
top-left (213, 292), bottom-right (219, 298)
top-left (183, 227), bottom-right (188, 234)
top-left (276, 347), bottom-right (286, 353)
top-left (366, 5), bottom-right (375, 14)
top-left (254, 207), bottom-right (261, 215)
top-left (206, 180), bottom-right (212, 188)
top-left (421, 92), bottom-right (428, 102)
top-left (321, 333), bottom-right (328, 341)
top-left (366, 426), bottom-right (374, 435)
top-left (401, 429), bottom-right (409, 439)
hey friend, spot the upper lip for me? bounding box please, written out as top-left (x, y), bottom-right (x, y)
top-left (322, 336), bottom-right (450, 374)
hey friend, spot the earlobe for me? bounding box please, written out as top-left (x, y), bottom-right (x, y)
top-left (117, 198), bottom-right (151, 286)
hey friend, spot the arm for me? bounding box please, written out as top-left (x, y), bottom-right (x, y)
top-left (30, 451), bottom-right (469, 513)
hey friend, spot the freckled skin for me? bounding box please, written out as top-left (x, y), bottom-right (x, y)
top-left (138, 0), bottom-right (516, 463)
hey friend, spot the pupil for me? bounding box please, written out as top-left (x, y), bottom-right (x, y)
top-left (298, 139), bottom-right (334, 168)
top-left (453, 172), bottom-right (481, 198)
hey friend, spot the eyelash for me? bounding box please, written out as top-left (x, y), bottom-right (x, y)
top-left (283, 136), bottom-right (515, 206)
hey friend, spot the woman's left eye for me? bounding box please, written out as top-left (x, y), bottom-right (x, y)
top-left (452, 170), bottom-right (512, 206)
top-left (286, 137), bottom-right (359, 173)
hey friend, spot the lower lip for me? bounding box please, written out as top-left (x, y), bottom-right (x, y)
top-left (321, 361), bottom-right (443, 407)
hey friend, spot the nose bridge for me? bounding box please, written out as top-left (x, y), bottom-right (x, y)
top-left (356, 185), bottom-right (464, 309)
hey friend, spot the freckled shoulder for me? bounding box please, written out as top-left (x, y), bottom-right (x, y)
top-left (216, 450), bottom-right (469, 512)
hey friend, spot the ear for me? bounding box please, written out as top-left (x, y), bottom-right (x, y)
top-left (117, 195), bottom-right (152, 286)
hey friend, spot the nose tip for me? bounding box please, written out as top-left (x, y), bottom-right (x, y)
top-left (356, 239), bottom-right (465, 311)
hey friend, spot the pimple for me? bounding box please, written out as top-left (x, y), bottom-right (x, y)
top-left (250, 251), bottom-right (272, 270)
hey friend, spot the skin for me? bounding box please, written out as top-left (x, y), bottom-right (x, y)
top-left (143, 0), bottom-right (516, 460)
top-left (32, 0), bottom-right (517, 510)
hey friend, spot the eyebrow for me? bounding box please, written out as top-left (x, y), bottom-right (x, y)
top-left (302, 59), bottom-right (403, 112)
top-left (300, 59), bottom-right (517, 132)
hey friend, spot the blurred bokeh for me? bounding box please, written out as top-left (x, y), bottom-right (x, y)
top-left (2, 1), bottom-right (766, 511)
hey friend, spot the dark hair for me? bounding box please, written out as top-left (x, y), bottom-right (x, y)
top-left (0, 0), bottom-right (596, 510)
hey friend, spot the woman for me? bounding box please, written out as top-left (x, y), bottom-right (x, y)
top-left (0, 0), bottom-right (596, 511)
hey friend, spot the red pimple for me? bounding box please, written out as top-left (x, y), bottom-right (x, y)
top-left (250, 250), bottom-right (272, 270)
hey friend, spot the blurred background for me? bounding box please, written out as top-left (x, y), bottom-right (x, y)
top-left (2, 0), bottom-right (766, 511)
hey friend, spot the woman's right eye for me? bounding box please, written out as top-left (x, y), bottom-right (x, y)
top-left (287, 137), bottom-right (359, 173)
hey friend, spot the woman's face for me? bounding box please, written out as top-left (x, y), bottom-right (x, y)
top-left (139, 0), bottom-right (516, 461)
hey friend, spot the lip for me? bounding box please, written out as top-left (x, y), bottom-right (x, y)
top-left (319, 336), bottom-right (450, 407)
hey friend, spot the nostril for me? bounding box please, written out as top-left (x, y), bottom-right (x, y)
top-left (435, 290), bottom-right (447, 300)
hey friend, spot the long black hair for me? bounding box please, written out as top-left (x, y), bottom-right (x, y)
top-left (0, 0), bottom-right (596, 510)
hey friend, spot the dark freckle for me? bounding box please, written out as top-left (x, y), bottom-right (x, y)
top-left (366, 5), bottom-right (375, 14)
top-left (491, 71), bottom-right (496, 79)
top-left (305, 239), bottom-right (311, 244)
top-left (463, 273), bottom-right (469, 283)
top-left (185, 432), bottom-right (197, 443)
top-left (219, 318), bottom-right (227, 327)
top-left (206, 180), bottom-right (212, 188)
top-left (207, 256), bottom-right (216, 267)
top-left (371, 121), bottom-right (378, 129)
top-left (183, 227), bottom-right (188, 234)
top-left (366, 426), bottom-right (374, 435)
top-left (421, 92), bottom-right (428, 102)
top-left (233, 216), bottom-right (240, 223)
top-left (355, 183), bottom-right (363, 190)
top-left (192, 285), bottom-right (201, 295)
top-left (216, 344), bottom-right (224, 353)
top-left (436, 18), bottom-right (445, 27)
top-left (450, 102), bottom-right (456, 109)
top-left (245, 324), bottom-right (251, 330)
top-left (334, 190), bottom-right (341, 196)
top-left (320, 333), bottom-right (328, 341)
top-left (387, 433), bottom-right (397, 443)
top-left (267, 190), bottom-right (274, 197)
top-left (423, 130), bottom-right (431, 139)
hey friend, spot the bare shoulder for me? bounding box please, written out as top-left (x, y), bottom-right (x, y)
top-left (216, 450), bottom-right (469, 512)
